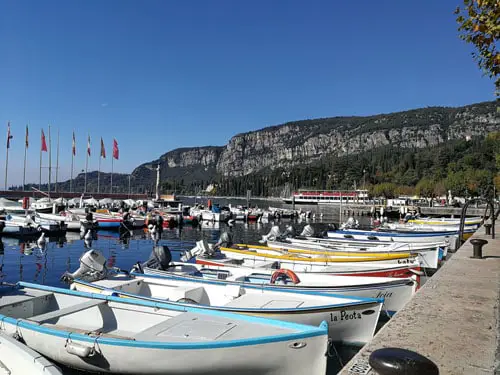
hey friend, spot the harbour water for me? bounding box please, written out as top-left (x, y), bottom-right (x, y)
top-left (0, 201), bottom-right (371, 374)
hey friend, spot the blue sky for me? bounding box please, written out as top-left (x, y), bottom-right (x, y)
top-left (0, 0), bottom-right (495, 186)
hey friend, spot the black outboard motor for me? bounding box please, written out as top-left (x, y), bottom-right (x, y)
top-left (141, 245), bottom-right (172, 271)
top-left (214, 231), bottom-right (233, 250)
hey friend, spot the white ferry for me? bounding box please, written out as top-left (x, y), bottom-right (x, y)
top-left (282, 190), bottom-right (369, 205)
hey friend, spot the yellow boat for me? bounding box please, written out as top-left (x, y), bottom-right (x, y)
top-left (221, 245), bottom-right (416, 263)
top-left (236, 243), bottom-right (412, 259)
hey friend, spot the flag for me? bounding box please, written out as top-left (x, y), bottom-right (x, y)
top-left (41, 129), bottom-right (47, 152)
top-left (25, 125), bottom-right (29, 148)
top-left (100, 137), bottom-right (106, 158)
top-left (72, 132), bottom-right (76, 156)
top-left (6, 122), bottom-right (13, 149)
top-left (113, 138), bottom-right (119, 160)
top-left (87, 135), bottom-right (91, 156)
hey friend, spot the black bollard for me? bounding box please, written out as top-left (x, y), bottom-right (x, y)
top-left (369, 348), bottom-right (439, 375)
top-left (484, 223), bottom-right (492, 236)
top-left (470, 238), bottom-right (488, 259)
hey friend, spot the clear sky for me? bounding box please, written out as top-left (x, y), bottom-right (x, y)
top-left (0, 0), bottom-right (496, 187)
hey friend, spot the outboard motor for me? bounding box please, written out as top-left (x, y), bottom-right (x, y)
top-left (300, 224), bottom-right (315, 237)
top-left (140, 245), bottom-right (172, 271)
top-left (61, 249), bottom-right (107, 283)
top-left (180, 239), bottom-right (215, 262)
top-left (282, 225), bottom-right (295, 238)
top-left (260, 225), bottom-right (282, 243)
top-left (214, 231), bottom-right (233, 250)
top-left (341, 217), bottom-right (358, 230)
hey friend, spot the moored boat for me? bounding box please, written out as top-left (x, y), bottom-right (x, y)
top-left (127, 258), bottom-right (418, 316)
top-left (0, 331), bottom-right (63, 375)
top-left (0, 282), bottom-right (329, 375)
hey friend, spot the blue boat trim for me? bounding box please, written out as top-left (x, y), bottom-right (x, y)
top-left (330, 229), bottom-right (473, 238)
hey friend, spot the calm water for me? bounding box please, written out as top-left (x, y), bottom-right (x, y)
top-left (0, 201), bottom-right (372, 374)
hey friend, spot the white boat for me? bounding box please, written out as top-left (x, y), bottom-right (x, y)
top-left (37, 212), bottom-right (82, 231)
top-left (6, 214), bottom-right (67, 234)
top-left (282, 189), bottom-right (369, 204)
top-left (0, 282), bottom-right (328, 375)
top-left (0, 331), bottom-right (63, 375)
top-left (200, 210), bottom-right (231, 222)
top-left (131, 260), bottom-right (417, 316)
top-left (0, 198), bottom-right (26, 214)
top-left (186, 240), bottom-right (421, 274)
top-left (266, 238), bottom-right (444, 270)
top-left (70, 270), bottom-right (382, 345)
top-left (30, 198), bottom-right (55, 213)
top-left (325, 228), bottom-right (475, 250)
top-left (0, 219), bottom-right (39, 237)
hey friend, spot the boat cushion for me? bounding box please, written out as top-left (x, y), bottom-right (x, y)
top-left (28, 300), bottom-right (106, 323)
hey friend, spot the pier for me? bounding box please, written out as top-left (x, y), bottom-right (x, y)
top-left (338, 221), bottom-right (500, 375)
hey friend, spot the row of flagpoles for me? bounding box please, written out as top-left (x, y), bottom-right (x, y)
top-left (5, 122), bottom-right (119, 194)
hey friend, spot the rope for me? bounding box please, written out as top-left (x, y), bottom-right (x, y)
top-left (327, 338), bottom-right (344, 367)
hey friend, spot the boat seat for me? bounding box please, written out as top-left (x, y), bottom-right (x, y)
top-left (28, 300), bottom-right (107, 323)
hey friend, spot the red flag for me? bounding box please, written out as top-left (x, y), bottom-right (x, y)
top-left (87, 135), bottom-right (91, 156)
top-left (100, 137), bottom-right (106, 158)
top-left (25, 125), bottom-right (28, 148)
top-left (6, 122), bottom-right (13, 149)
top-left (41, 129), bottom-right (47, 152)
top-left (72, 132), bottom-right (76, 156)
top-left (113, 138), bottom-right (119, 160)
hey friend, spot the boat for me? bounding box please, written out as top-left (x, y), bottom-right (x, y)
top-left (37, 212), bottom-right (82, 231)
top-left (282, 189), bottom-right (369, 205)
top-left (0, 331), bottom-right (63, 375)
top-left (2, 214), bottom-right (67, 236)
top-left (0, 219), bottom-right (40, 237)
top-left (29, 198), bottom-right (55, 213)
top-left (122, 256), bottom-right (417, 316)
top-left (0, 198), bottom-right (26, 214)
top-left (407, 216), bottom-right (482, 226)
top-left (186, 240), bottom-right (420, 273)
top-left (72, 272), bottom-right (382, 344)
top-left (0, 281), bottom-right (328, 374)
top-left (326, 228), bottom-right (475, 250)
top-left (265, 239), bottom-right (444, 270)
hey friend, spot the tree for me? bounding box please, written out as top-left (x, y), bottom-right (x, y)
top-left (456, 0), bottom-right (500, 95)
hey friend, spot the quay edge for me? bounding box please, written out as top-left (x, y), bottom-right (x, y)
top-left (337, 222), bottom-right (500, 375)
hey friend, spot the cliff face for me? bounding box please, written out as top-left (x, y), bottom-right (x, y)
top-left (132, 101), bottom-right (498, 183)
top-left (216, 101), bottom-right (499, 176)
top-left (132, 146), bottom-right (224, 184)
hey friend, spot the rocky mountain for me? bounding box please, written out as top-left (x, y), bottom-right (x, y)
top-left (44, 100), bottom-right (498, 195)
top-left (132, 100), bottom-right (498, 184)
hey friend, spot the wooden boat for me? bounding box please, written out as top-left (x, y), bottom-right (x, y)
top-left (0, 331), bottom-right (63, 375)
top-left (71, 272), bottom-right (383, 345)
top-left (131, 261), bottom-right (417, 316)
top-left (265, 239), bottom-right (443, 270)
top-left (0, 282), bottom-right (328, 375)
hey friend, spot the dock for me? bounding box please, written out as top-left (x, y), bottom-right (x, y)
top-left (338, 222), bottom-right (500, 375)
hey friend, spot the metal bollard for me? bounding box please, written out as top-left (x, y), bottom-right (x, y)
top-left (484, 223), bottom-right (492, 236)
top-left (470, 238), bottom-right (488, 259)
top-left (369, 347), bottom-right (439, 375)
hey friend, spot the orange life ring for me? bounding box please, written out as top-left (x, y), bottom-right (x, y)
top-left (270, 269), bottom-right (300, 284)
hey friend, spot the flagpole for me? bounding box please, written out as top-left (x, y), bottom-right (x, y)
top-left (4, 123), bottom-right (9, 191)
top-left (84, 133), bottom-right (89, 194)
top-left (98, 155), bottom-right (101, 193)
top-left (23, 124), bottom-right (28, 190)
top-left (111, 156), bottom-right (113, 194)
top-left (55, 129), bottom-right (59, 193)
top-left (70, 131), bottom-right (74, 193)
top-left (48, 125), bottom-right (52, 194)
top-left (39, 130), bottom-right (43, 190)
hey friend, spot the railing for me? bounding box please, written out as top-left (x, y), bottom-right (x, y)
top-left (458, 197), bottom-right (496, 246)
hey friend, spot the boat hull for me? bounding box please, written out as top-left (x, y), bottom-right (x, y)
top-left (1, 322), bottom-right (327, 375)
top-left (74, 277), bottom-right (382, 345)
